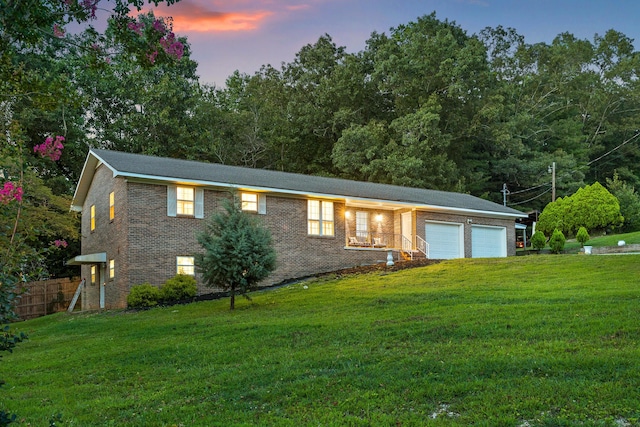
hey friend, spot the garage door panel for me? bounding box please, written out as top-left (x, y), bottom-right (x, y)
top-left (472, 226), bottom-right (506, 258)
top-left (425, 222), bottom-right (463, 259)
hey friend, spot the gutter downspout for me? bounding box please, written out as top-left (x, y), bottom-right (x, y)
top-left (100, 264), bottom-right (106, 309)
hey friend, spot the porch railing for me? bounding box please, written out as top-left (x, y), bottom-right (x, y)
top-left (416, 235), bottom-right (429, 258)
top-left (346, 232), bottom-right (430, 259)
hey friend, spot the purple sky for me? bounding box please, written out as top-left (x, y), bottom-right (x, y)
top-left (140, 0), bottom-right (640, 87)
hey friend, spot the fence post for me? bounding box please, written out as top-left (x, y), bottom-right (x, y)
top-left (68, 279), bottom-right (85, 313)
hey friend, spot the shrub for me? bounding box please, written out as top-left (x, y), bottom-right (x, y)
top-left (549, 228), bottom-right (566, 254)
top-left (196, 195), bottom-right (276, 310)
top-left (576, 226), bottom-right (590, 247)
top-left (160, 274), bottom-right (197, 303)
top-left (127, 283), bottom-right (160, 308)
top-left (531, 231), bottom-right (546, 250)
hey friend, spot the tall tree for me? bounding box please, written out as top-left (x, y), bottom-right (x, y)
top-left (196, 196), bottom-right (276, 310)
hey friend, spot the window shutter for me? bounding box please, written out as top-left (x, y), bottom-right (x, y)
top-left (258, 194), bottom-right (266, 215)
top-left (167, 185), bottom-right (177, 217)
top-left (195, 188), bottom-right (204, 219)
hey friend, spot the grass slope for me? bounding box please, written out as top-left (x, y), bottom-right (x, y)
top-left (2, 255), bottom-right (640, 426)
top-left (539, 230), bottom-right (640, 253)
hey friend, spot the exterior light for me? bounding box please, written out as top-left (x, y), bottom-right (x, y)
top-left (345, 211), bottom-right (351, 219)
top-left (376, 214), bottom-right (383, 223)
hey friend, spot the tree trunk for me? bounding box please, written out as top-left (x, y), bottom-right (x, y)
top-left (230, 289), bottom-right (235, 310)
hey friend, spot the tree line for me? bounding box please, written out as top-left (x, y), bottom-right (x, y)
top-left (4, 8), bottom-right (640, 280)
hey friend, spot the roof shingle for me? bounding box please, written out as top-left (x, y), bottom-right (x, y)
top-left (85, 149), bottom-right (525, 217)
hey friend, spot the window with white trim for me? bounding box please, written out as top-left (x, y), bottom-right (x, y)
top-left (177, 186), bottom-right (195, 216)
top-left (177, 256), bottom-right (195, 276)
top-left (241, 193), bottom-right (258, 212)
top-left (308, 200), bottom-right (334, 236)
top-left (167, 185), bottom-right (204, 218)
top-left (356, 211), bottom-right (369, 239)
top-left (241, 192), bottom-right (266, 214)
top-left (90, 265), bottom-right (96, 285)
top-left (109, 259), bottom-right (115, 280)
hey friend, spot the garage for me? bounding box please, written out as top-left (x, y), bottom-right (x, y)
top-left (471, 225), bottom-right (507, 258)
top-left (425, 221), bottom-right (464, 259)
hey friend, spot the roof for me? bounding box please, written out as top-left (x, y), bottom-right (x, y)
top-left (71, 149), bottom-right (526, 218)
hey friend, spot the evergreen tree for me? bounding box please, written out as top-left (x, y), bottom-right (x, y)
top-left (606, 172), bottom-right (640, 232)
top-left (196, 195), bottom-right (276, 310)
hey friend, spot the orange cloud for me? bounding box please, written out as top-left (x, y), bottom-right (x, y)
top-left (142, 3), bottom-right (274, 33)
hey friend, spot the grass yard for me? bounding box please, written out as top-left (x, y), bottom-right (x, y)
top-left (563, 230), bottom-right (640, 252)
top-left (2, 255), bottom-right (640, 426)
top-left (531, 230), bottom-right (640, 254)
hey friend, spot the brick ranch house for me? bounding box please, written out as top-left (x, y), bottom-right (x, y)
top-left (67, 149), bottom-right (527, 310)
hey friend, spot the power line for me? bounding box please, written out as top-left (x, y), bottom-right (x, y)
top-left (508, 181), bottom-right (552, 195)
top-left (508, 186), bottom-right (552, 207)
top-left (587, 131), bottom-right (640, 166)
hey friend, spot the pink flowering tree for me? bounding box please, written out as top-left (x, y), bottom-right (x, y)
top-left (0, 131), bottom-right (79, 421)
top-left (2, 2), bottom-right (184, 420)
top-left (114, 13), bottom-right (187, 66)
top-left (1, 130), bottom-right (81, 317)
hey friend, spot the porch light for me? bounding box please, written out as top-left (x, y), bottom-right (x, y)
top-left (345, 211), bottom-right (351, 219)
top-left (376, 214), bottom-right (383, 223)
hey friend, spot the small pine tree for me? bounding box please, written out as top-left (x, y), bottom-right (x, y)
top-left (531, 231), bottom-right (546, 251)
top-left (549, 228), bottom-right (566, 254)
top-left (196, 195), bottom-right (276, 310)
top-left (576, 226), bottom-right (590, 248)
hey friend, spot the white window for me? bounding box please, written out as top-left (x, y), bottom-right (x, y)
top-left (90, 205), bottom-right (96, 231)
top-left (177, 186), bottom-right (194, 216)
top-left (308, 200), bottom-right (334, 236)
top-left (241, 193), bottom-right (258, 212)
top-left (241, 192), bottom-right (266, 214)
top-left (167, 185), bottom-right (204, 218)
top-left (177, 256), bottom-right (195, 276)
top-left (109, 259), bottom-right (115, 280)
top-left (356, 211), bottom-right (369, 239)
top-left (109, 192), bottom-right (115, 221)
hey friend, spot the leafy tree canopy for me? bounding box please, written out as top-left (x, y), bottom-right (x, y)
top-left (537, 182), bottom-right (623, 236)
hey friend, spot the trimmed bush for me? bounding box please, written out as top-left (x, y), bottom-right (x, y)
top-left (531, 231), bottom-right (546, 251)
top-left (549, 228), bottom-right (566, 254)
top-left (127, 283), bottom-right (161, 308)
top-left (160, 274), bottom-right (197, 304)
top-left (576, 226), bottom-right (590, 247)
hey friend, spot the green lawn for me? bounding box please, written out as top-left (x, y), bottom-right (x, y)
top-left (563, 230), bottom-right (640, 252)
top-left (2, 255), bottom-right (640, 426)
top-left (519, 230), bottom-right (640, 253)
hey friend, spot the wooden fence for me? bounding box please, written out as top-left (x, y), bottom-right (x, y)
top-left (14, 277), bottom-right (82, 320)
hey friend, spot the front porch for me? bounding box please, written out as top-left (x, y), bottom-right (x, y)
top-left (342, 203), bottom-right (429, 260)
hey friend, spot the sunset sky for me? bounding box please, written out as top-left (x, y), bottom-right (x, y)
top-left (138, 0), bottom-right (640, 87)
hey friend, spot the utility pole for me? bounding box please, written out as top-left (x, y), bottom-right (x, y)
top-left (552, 162), bottom-right (556, 202)
top-left (501, 183), bottom-right (509, 206)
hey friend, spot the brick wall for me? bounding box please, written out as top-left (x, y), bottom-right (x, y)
top-left (80, 165), bottom-right (130, 309)
top-left (123, 186), bottom-right (389, 296)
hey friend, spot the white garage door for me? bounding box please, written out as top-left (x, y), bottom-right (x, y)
top-left (472, 225), bottom-right (507, 258)
top-left (425, 222), bottom-right (464, 259)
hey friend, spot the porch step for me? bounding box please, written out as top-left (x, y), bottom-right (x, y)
top-left (400, 250), bottom-right (427, 261)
